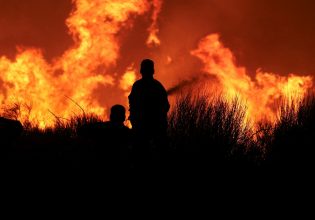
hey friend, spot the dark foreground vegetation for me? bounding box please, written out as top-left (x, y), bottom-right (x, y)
top-left (1, 92), bottom-right (315, 185)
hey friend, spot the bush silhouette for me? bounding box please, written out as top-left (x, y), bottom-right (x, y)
top-left (2, 91), bottom-right (315, 177)
top-left (266, 93), bottom-right (315, 170)
top-left (168, 91), bottom-right (254, 170)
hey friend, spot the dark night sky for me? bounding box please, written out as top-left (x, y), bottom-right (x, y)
top-left (1, 0), bottom-right (315, 76)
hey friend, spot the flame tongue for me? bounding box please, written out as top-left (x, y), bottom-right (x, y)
top-left (191, 34), bottom-right (313, 123)
top-left (146, 0), bottom-right (163, 47)
top-left (0, 0), bottom-right (313, 128)
top-left (0, 0), bottom-right (152, 128)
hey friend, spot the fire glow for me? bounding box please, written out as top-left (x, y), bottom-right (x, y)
top-left (0, 0), bottom-right (313, 127)
top-left (191, 34), bottom-right (313, 123)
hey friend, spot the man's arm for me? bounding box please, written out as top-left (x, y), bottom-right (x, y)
top-left (160, 84), bottom-right (170, 113)
top-left (128, 85), bottom-right (138, 126)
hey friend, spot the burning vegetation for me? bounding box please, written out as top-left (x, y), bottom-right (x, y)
top-left (0, 0), bottom-right (314, 130)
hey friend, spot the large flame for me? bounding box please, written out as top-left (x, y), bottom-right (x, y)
top-left (0, 0), bottom-right (158, 127)
top-left (146, 0), bottom-right (162, 47)
top-left (0, 0), bottom-right (314, 128)
top-left (191, 34), bottom-right (313, 123)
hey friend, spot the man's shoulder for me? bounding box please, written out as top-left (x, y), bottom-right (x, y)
top-left (153, 78), bottom-right (163, 85)
top-left (131, 78), bottom-right (166, 92)
top-left (131, 79), bottom-right (144, 89)
top-left (153, 79), bottom-right (167, 91)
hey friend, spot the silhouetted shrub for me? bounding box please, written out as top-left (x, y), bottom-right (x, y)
top-left (266, 93), bottom-right (315, 169)
top-left (168, 91), bottom-right (254, 169)
top-left (3, 90), bottom-right (315, 176)
top-left (53, 114), bottom-right (102, 138)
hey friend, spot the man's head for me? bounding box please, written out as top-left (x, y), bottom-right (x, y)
top-left (140, 59), bottom-right (154, 78)
top-left (110, 104), bottom-right (126, 124)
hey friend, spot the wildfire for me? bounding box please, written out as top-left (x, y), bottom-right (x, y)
top-left (0, 0), bottom-right (159, 128)
top-left (120, 66), bottom-right (136, 95)
top-left (191, 34), bottom-right (313, 123)
top-left (146, 0), bottom-right (162, 47)
top-left (0, 0), bottom-right (313, 128)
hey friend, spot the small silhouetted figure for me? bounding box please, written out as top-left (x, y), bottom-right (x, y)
top-left (128, 59), bottom-right (170, 151)
top-left (102, 104), bottom-right (130, 144)
top-left (77, 105), bottom-right (131, 165)
top-left (101, 105), bottom-right (131, 169)
top-left (78, 105), bottom-right (129, 141)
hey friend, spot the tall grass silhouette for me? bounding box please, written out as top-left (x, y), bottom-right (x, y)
top-left (2, 90), bottom-right (315, 175)
top-left (167, 91), bottom-right (256, 170)
top-left (266, 93), bottom-right (315, 170)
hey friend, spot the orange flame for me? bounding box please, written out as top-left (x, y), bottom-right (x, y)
top-left (146, 0), bottom-right (163, 47)
top-left (0, 0), bottom-right (152, 127)
top-left (0, 1), bottom-right (314, 128)
top-left (120, 66), bottom-right (136, 96)
top-left (191, 34), bottom-right (313, 123)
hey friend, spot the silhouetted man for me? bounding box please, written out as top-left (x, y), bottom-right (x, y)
top-left (128, 59), bottom-right (170, 142)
